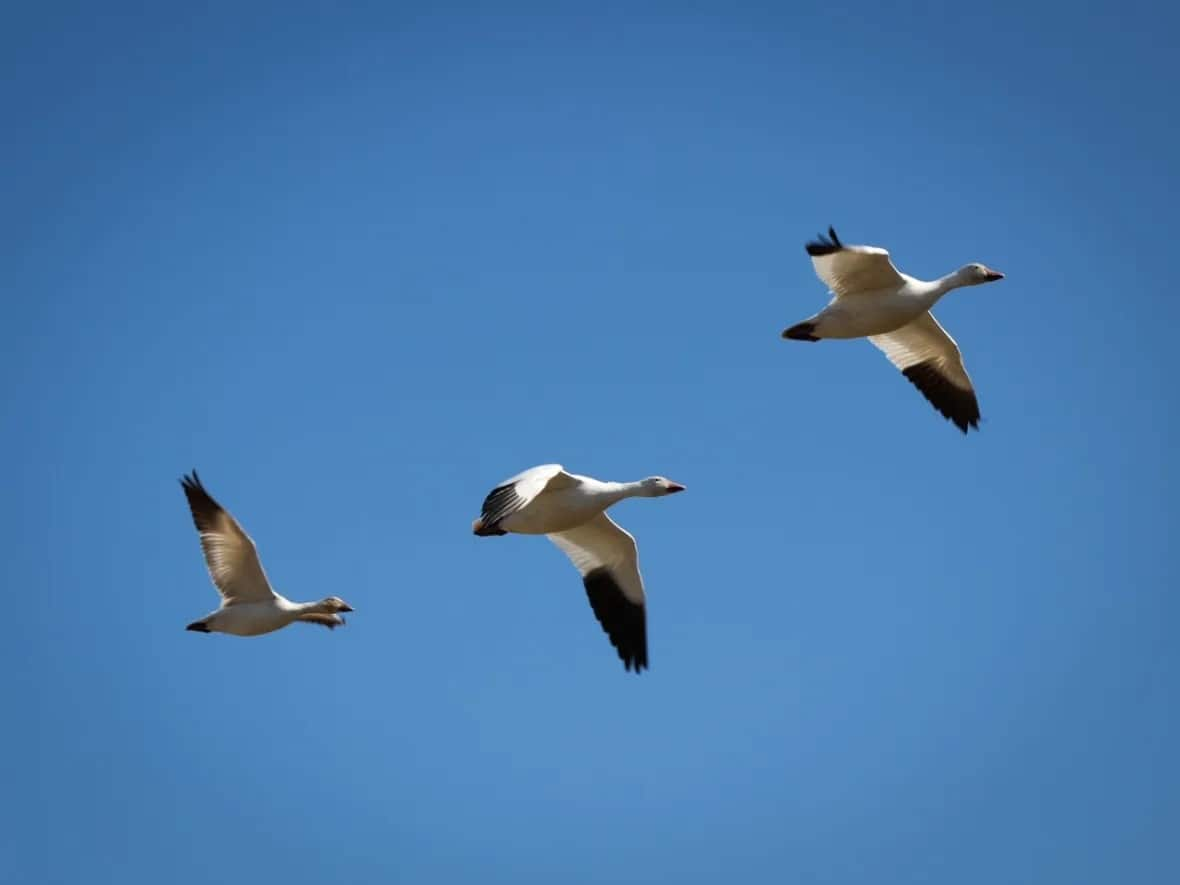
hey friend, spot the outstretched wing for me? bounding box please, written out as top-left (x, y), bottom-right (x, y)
top-left (476, 464), bottom-right (576, 532)
top-left (548, 513), bottom-right (648, 673)
top-left (869, 312), bottom-right (981, 433)
top-left (180, 471), bottom-right (277, 604)
top-left (806, 226), bottom-right (906, 297)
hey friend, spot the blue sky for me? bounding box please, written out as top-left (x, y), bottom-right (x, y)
top-left (6, 2), bottom-right (1177, 883)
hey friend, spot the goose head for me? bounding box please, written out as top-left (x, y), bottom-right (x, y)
top-left (637, 476), bottom-right (687, 497)
top-left (317, 596), bottom-right (354, 614)
top-left (958, 263), bottom-right (1005, 286)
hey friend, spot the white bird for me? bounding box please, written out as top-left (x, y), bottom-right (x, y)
top-left (472, 464), bottom-right (686, 673)
top-left (782, 226), bottom-right (1005, 433)
top-left (180, 471), bottom-right (354, 636)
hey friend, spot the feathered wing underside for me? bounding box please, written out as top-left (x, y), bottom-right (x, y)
top-left (548, 513), bottom-right (648, 673)
top-left (180, 471), bottom-right (276, 604)
top-left (805, 226), bottom-right (906, 297)
top-left (869, 312), bottom-right (981, 433)
top-left (478, 464), bottom-right (576, 532)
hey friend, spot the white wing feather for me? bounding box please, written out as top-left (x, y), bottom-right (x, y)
top-left (181, 474), bottom-right (276, 605)
top-left (548, 513), bottom-right (644, 606)
top-left (812, 245), bottom-right (906, 297)
top-left (869, 312), bottom-right (973, 388)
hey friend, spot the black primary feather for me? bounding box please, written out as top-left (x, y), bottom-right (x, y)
top-left (901, 362), bottom-right (981, 434)
top-left (582, 568), bottom-right (648, 673)
top-left (805, 226), bottom-right (844, 256)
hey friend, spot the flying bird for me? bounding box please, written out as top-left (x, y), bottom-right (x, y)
top-left (472, 464), bottom-right (686, 673)
top-left (782, 227), bottom-right (1004, 433)
top-left (179, 471), bottom-right (354, 636)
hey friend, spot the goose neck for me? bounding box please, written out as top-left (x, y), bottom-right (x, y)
top-left (930, 270), bottom-right (968, 299)
top-left (595, 480), bottom-right (647, 503)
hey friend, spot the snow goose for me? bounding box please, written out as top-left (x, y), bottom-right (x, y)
top-left (782, 227), bottom-right (1004, 433)
top-left (472, 464), bottom-right (685, 673)
top-left (180, 471), bottom-right (354, 636)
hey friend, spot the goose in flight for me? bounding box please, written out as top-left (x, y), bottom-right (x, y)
top-left (180, 471), bottom-right (354, 636)
top-left (782, 227), bottom-right (1004, 433)
top-left (472, 464), bottom-right (686, 673)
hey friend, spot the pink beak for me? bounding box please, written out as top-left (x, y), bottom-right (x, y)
top-left (984, 269), bottom-right (1005, 281)
top-left (666, 482), bottom-right (687, 493)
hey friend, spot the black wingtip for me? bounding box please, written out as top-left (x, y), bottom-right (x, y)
top-left (805, 225), bottom-right (843, 256)
top-left (179, 470), bottom-right (225, 533)
top-left (625, 655), bottom-right (649, 674)
top-left (901, 362), bottom-right (981, 434)
top-left (954, 414), bottom-right (980, 434)
top-left (180, 470), bottom-right (210, 502)
top-left (583, 568), bottom-right (648, 674)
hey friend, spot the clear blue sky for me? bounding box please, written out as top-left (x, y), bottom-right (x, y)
top-left (6, 2), bottom-right (1177, 883)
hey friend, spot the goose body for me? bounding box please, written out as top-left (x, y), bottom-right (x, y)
top-left (472, 464), bottom-right (685, 673)
top-left (179, 471), bottom-right (354, 636)
top-left (195, 596), bottom-right (335, 637)
top-left (782, 227), bottom-right (1004, 433)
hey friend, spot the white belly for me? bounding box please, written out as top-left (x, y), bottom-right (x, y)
top-left (207, 603), bottom-right (295, 636)
top-left (816, 298), bottom-right (926, 339)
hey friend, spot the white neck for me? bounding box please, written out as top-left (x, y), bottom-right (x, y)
top-left (928, 268), bottom-right (973, 301)
top-left (593, 479), bottom-right (655, 504)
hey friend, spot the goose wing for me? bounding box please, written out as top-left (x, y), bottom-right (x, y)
top-left (806, 226), bottom-right (905, 297)
top-left (180, 471), bottom-right (277, 604)
top-left (548, 513), bottom-right (648, 673)
top-left (869, 312), bottom-right (981, 433)
top-left (475, 464), bottom-right (576, 533)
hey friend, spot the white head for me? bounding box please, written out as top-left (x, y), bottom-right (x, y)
top-left (637, 476), bottom-right (687, 497)
top-left (956, 263), bottom-right (1005, 286)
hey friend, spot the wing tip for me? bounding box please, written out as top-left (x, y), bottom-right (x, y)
top-left (901, 362), bottom-right (982, 434)
top-left (622, 650), bottom-right (649, 673)
top-left (805, 225), bottom-right (843, 256)
top-left (180, 469), bottom-right (226, 527)
top-left (583, 567), bottom-right (649, 675)
top-left (478, 483), bottom-right (523, 529)
top-left (953, 413), bottom-right (981, 434)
